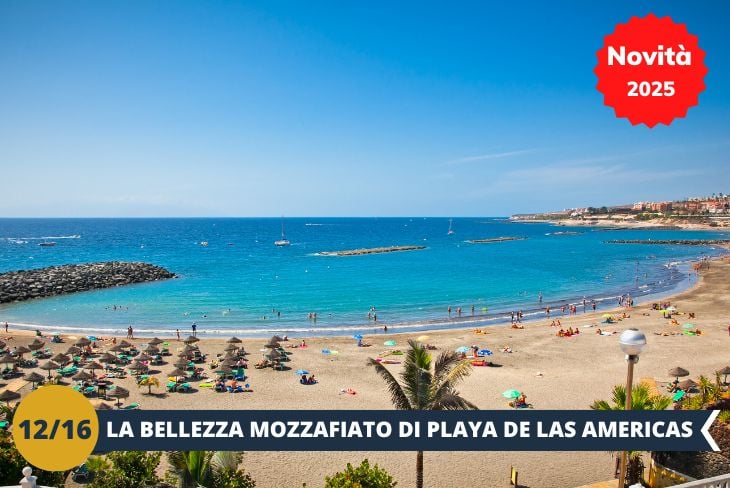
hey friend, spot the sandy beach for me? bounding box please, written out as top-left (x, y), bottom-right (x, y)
top-left (2, 257), bottom-right (730, 487)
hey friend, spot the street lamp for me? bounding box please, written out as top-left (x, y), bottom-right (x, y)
top-left (617, 328), bottom-right (647, 488)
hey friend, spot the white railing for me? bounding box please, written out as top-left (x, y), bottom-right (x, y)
top-left (671, 473), bottom-right (730, 488)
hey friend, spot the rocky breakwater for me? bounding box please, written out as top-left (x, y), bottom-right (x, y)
top-left (0, 261), bottom-right (176, 304)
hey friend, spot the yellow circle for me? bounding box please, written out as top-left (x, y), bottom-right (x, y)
top-left (12, 385), bottom-right (99, 471)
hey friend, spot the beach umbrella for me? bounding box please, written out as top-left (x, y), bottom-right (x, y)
top-left (0, 390), bottom-right (20, 406)
top-left (678, 379), bottom-right (698, 391)
top-left (99, 352), bottom-right (117, 363)
top-left (143, 344), bottom-right (160, 353)
top-left (174, 360), bottom-right (192, 370)
top-left (84, 361), bottom-right (103, 377)
top-left (502, 389), bottom-right (521, 399)
top-left (321, 349), bottom-right (331, 355)
top-left (455, 346), bottom-right (470, 353)
top-left (682, 323), bottom-right (695, 330)
top-left (384, 340), bottom-right (396, 347)
top-left (135, 352), bottom-right (152, 362)
top-left (66, 346), bottom-right (82, 355)
top-left (222, 359), bottom-right (238, 368)
top-left (107, 386), bottom-right (129, 407)
top-left (264, 341), bottom-right (280, 349)
top-left (27, 339), bottom-right (45, 351)
top-left (416, 335), bottom-right (430, 342)
top-left (23, 371), bottom-right (45, 388)
top-left (118, 340), bottom-right (132, 348)
top-left (266, 349), bottom-right (281, 360)
top-left (15, 346), bottom-right (31, 357)
top-left (75, 337), bottom-right (91, 347)
top-left (72, 370), bottom-right (92, 382)
top-left (108, 344), bottom-right (125, 353)
top-left (226, 337), bottom-right (243, 344)
top-left (478, 349), bottom-right (493, 357)
top-left (216, 366), bottom-right (233, 376)
top-left (295, 369), bottom-right (309, 375)
top-left (128, 361), bottom-right (147, 372)
top-left (51, 353), bottom-right (70, 364)
top-left (224, 344), bottom-right (239, 352)
top-left (0, 340), bottom-right (6, 350)
top-left (352, 334), bottom-right (363, 340)
top-left (94, 401), bottom-right (114, 411)
top-left (271, 335), bottom-right (285, 342)
top-left (181, 344), bottom-right (196, 353)
top-left (717, 366), bottom-right (730, 385)
top-left (668, 367), bottom-right (690, 382)
top-left (169, 367), bottom-right (186, 378)
top-left (183, 336), bottom-right (199, 344)
top-left (148, 337), bottom-right (164, 345)
top-left (39, 360), bottom-right (60, 379)
top-left (0, 354), bottom-right (16, 365)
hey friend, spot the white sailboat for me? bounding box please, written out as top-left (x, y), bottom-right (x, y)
top-left (447, 218), bottom-right (455, 236)
top-left (274, 218), bottom-right (290, 246)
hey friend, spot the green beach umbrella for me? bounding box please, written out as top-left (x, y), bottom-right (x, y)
top-left (502, 389), bottom-right (521, 399)
top-left (682, 323), bottom-right (695, 329)
top-left (384, 340), bottom-right (397, 346)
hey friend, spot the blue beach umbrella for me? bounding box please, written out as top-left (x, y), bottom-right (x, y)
top-left (321, 349), bottom-right (331, 355)
top-left (296, 369), bottom-right (309, 375)
top-left (455, 346), bottom-right (470, 353)
top-left (478, 349), bottom-right (493, 357)
top-left (352, 334), bottom-right (363, 340)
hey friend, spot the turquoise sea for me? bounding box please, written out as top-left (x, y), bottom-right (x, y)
top-left (0, 218), bottom-right (727, 337)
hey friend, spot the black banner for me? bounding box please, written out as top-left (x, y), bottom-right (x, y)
top-left (95, 410), bottom-right (720, 452)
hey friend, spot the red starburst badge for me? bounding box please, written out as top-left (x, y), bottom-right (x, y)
top-left (594, 14), bottom-right (708, 128)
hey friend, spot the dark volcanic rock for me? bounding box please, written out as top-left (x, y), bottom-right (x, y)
top-left (0, 262), bottom-right (176, 304)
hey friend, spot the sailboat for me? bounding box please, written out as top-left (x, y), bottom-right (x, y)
top-left (447, 218), bottom-right (455, 236)
top-left (274, 217), bottom-right (291, 246)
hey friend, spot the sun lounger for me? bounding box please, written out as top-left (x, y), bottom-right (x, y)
top-left (71, 464), bottom-right (89, 483)
top-left (120, 403), bottom-right (140, 410)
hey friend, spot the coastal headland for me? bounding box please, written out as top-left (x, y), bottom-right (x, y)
top-left (316, 245), bottom-right (426, 256)
top-left (606, 239), bottom-right (730, 246)
top-left (0, 261), bottom-right (175, 303)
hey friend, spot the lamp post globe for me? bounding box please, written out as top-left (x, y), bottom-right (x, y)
top-left (619, 328), bottom-right (646, 358)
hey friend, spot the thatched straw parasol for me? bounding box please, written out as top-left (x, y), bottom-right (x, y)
top-left (15, 346), bottom-right (31, 357)
top-left (108, 344), bottom-right (125, 353)
top-left (717, 366), bottom-right (730, 385)
top-left (224, 344), bottom-right (238, 352)
top-left (23, 371), bottom-right (45, 388)
top-left (27, 339), bottom-right (45, 351)
top-left (668, 367), bottom-right (690, 382)
top-left (222, 359), bottom-right (239, 368)
top-left (39, 360), bottom-right (60, 378)
top-left (66, 346), bottom-right (82, 355)
top-left (143, 345), bottom-right (160, 354)
top-left (128, 361), bottom-right (147, 372)
top-left (72, 370), bottom-right (92, 382)
top-left (107, 386), bottom-right (129, 406)
top-left (271, 335), bottom-right (285, 342)
top-left (51, 353), bottom-right (70, 364)
top-left (266, 349), bottom-right (281, 360)
top-left (226, 336), bottom-right (242, 344)
top-left (118, 340), bottom-right (132, 348)
top-left (94, 401), bottom-right (114, 410)
top-left (0, 354), bottom-right (16, 365)
top-left (99, 353), bottom-right (117, 363)
top-left (0, 340), bottom-right (6, 350)
top-left (135, 353), bottom-right (152, 362)
top-left (183, 336), bottom-right (199, 344)
top-left (264, 341), bottom-right (280, 349)
top-left (148, 337), bottom-right (164, 345)
top-left (678, 379), bottom-right (698, 391)
top-left (169, 367), bottom-right (186, 378)
top-left (75, 337), bottom-right (91, 347)
top-left (215, 365), bottom-right (233, 376)
top-left (173, 359), bottom-right (190, 369)
top-left (0, 390), bottom-right (20, 406)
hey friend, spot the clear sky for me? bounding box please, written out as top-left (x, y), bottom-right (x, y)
top-left (1, 1), bottom-right (728, 217)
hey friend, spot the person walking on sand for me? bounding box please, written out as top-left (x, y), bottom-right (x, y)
top-left (192, 323), bottom-right (197, 337)
top-left (176, 329), bottom-right (180, 341)
top-left (4, 322), bottom-right (7, 333)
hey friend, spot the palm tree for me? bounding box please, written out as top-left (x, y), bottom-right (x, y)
top-left (368, 340), bottom-right (477, 488)
top-left (167, 451), bottom-right (214, 488)
top-left (591, 384), bottom-right (672, 486)
top-left (138, 376), bottom-right (160, 395)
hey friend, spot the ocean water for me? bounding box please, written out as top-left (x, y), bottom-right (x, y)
top-left (0, 218), bottom-right (727, 337)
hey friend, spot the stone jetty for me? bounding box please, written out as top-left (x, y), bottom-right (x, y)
top-left (317, 245), bottom-right (426, 256)
top-left (465, 237), bottom-right (527, 244)
top-left (606, 239), bottom-right (730, 246)
top-left (0, 262), bottom-right (175, 304)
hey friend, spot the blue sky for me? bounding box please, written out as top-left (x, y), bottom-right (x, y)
top-left (0, 1), bottom-right (728, 217)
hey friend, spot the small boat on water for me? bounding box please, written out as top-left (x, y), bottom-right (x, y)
top-left (275, 218), bottom-right (290, 247)
top-left (38, 241), bottom-right (56, 247)
top-left (200, 241), bottom-right (209, 247)
top-left (447, 218), bottom-right (455, 236)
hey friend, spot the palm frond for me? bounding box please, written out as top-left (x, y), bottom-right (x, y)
top-left (367, 358), bottom-right (412, 410)
top-left (401, 343), bottom-right (432, 409)
top-left (432, 392), bottom-right (478, 411)
top-left (430, 356), bottom-right (474, 405)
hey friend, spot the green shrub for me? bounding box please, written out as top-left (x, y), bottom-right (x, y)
top-left (0, 435), bottom-right (65, 486)
top-left (89, 450), bottom-right (161, 488)
top-left (213, 467), bottom-right (257, 488)
top-left (325, 459), bottom-right (396, 488)
top-left (718, 410), bottom-right (730, 424)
